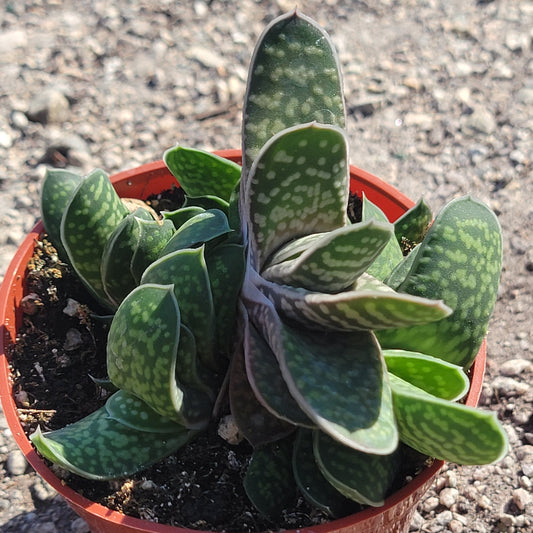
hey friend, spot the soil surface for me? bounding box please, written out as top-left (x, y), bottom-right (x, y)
top-left (1, 1), bottom-right (532, 532)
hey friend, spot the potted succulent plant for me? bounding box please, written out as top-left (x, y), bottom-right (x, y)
top-left (0, 10), bottom-right (507, 533)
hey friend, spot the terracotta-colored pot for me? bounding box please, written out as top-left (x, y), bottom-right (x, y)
top-left (0, 150), bottom-right (486, 533)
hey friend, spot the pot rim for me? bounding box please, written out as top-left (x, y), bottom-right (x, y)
top-left (0, 153), bottom-right (486, 533)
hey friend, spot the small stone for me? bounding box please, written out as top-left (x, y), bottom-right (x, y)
top-left (31, 477), bottom-right (57, 501)
top-left (26, 88), bottom-right (70, 124)
top-left (444, 470), bottom-right (457, 488)
top-left (186, 46), bottom-right (223, 69)
top-left (520, 475), bottom-right (532, 490)
top-left (505, 31), bottom-right (531, 52)
top-left (517, 87), bottom-right (533, 105)
top-left (498, 513), bottom-right (517, 527)
top-left (510, 150), bottom-right (527, 165)
top-left (6, 449), bottom-right (27, 475)
top-left (139, 479), bottom-right (157, 490)
top-left (422, 496), bottom-right (440, 512)
top-left (10, 109), bottom-right (29, 131)
top-left (63, 298), bottom-right (82, 317)
top-left (64, 328), bottom-right (83, 351)
top-left (0, 130), bottom-right (13, 149)
top-left (37, 523), bottom-right (58, 533)
top-left (435, 509), bottom-right (453, 526)
top-left (492, 376), bottom-right (530, 397)
top-left (500, 358), bottom-right (533, 376)
top-left (462, 107), bottom-right (497, 136)
top-left (409, 510), bottom-right (424, 531)
top-left (448, 519), bottom-right (463, 533)
top-left (70, 517), bottom-right (91, 533)
top-left (512, 488), bottom-right (531, 510)
top-left (477, 494), bottom-right (491, 509)
top-left (439, 487), bottom-right (459, 508)
top-left (217, 414), bottom-right (242, 445)
top-left (0, 29), bottom-right (28, 53)
top-left (403, 77), bottom-right (425, 92)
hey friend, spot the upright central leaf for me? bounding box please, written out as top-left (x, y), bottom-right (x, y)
top-left (245, 123), bottom-right (350, 269)
top-left (242, 10), bottom-right (345, 174)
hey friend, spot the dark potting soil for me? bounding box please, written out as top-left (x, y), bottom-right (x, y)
top-left (8, 191), bottom-right (428, 532)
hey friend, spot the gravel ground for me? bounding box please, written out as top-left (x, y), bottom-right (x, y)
top-left (1, 1), bottom-right (532, 532)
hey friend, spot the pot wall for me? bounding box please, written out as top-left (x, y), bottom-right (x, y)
top-left (0, 152), bottom-right (485, 533)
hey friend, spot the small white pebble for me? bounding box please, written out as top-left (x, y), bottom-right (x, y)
top-left (448, 519), bottom-right (463, 533)
top-left (422, 495), bottom-right (440, 512)
top-left (520, 475), bottom-right (532, 490)
top-left (477, 494), bottom-right (491, 509)
top-left (439, 487), bottom-right (459, 508)
top-left (513, 487), bottom-right (531, 510)
top-left (217, 414), bottom-right (242, 445)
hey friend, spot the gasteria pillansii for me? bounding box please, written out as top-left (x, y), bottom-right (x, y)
top-left (32, 10), bottom-right (507, 519)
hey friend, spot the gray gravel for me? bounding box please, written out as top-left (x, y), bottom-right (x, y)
top-left (1, 1), bottom-right (532, 532)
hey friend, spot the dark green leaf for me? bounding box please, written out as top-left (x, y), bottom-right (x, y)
top-left (293, 429), bottom-right (357, 517)
top-left (245, 123), bottom-right (349, 269)
top-left (244, 437), bottom-right (296, 519)
top-left (61, 169), bottom-right (129, 308)
top-left (394, 197), bottom-right (432, 248)
top-left (159, 209), bottom-right (232, 256)
top-left (377, 196), bottom-right (503, 368)
top-left (361, 195), bottom-right (403, 280)
top-left (164, 145), bottom-right (241, 202)
top-left (257, 272), bottom-right (452, 332)
top-left (314, 430), bottom-right (402, 507)
top-left (30, 405), bottom-right (194, 480)
top-left (242, 10), bottom-right (345, 172)
top-left (261, 220), bottom-right (393, 293)
top-left (141, 247), bottom-right (218, 372)
top-left (229, 325), bottom-right (295, 447)
top-left (390, 374), bottom-right (508, 464)
top-left (40, 168), bottom-right (83, 260)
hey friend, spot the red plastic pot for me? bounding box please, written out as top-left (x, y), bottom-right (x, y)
top-left (0, 150), bottom-right (486, 533)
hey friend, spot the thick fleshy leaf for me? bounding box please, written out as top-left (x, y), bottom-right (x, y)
top-left (141, 247), bottom-right (218, 372)
top-left (394, 198), bottom-right (432, 249)
top-left (245, 123), bottom-right (349, 269)
top-left (256, 272), bottom-right (452, 332)
top-left (105, 390), bottom-right (189, 433)
top-left (384, 349), bottom-right (469, 401)
top-left (243, 437), bottom-right (296, 519)
top-left (101, 210), bottom-right (175, 306)
top-left (229, 326), bottom-right (295, 447)
top-left (389, 374), bottom-right (508, 464)
top-left (164, 145), bottom-right (241, 202)
top-left (385, 243), bottom-right (422, 290)
top-left (242, 279), bottom-right (398, 453)
top-left (265, 233), bottom-right (325, 266)
top-left (292, 429), bottom-right (357, 517)
top-left (183, 195), bottom-right (230, 215)
top-left (377, 196), bottom-right (503, 368)
top-left (244, 316), bottom-right (312, 427)
top-left (313, 430), bottom-right (401, 507)
top-left (261, 220), bottom-right (393, 293)
top-left (205, 243), bottom-right (246, 356)
top-left (40, 168), bottom-right (83, 260)
top-left (107, 283), bottom-right (211, 429)
top-left (130, 218), bottom-right (176, 282)
top-left (30, 405), bottom-right (193, 480)
top-left (242, 10), bottom-right (345, 172)
top-left (277, 325), bottom-right (398, 454)
top-left (163, 206), bottom-right (205, 229)
top-left (361, 195), bottom-right (403, 281)
top-left (158, 209), bottom-right (232, 256)
top-left (61, 169), bottom-right (129, 307)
